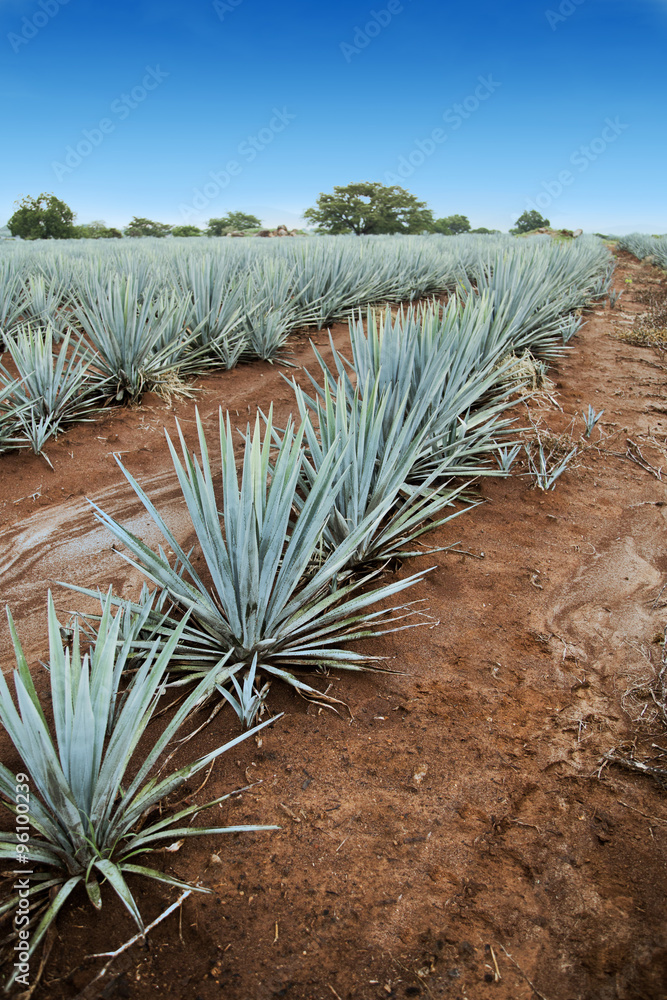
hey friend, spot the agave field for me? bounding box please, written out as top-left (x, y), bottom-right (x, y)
top-left (0, 234), bottom-right (613, 450)
top-left (617, 232), bottom-right (667, 270)
top-left (1, 232), bottom-right (641, 993)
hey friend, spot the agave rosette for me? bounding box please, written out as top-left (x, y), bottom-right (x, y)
top-left (0, 594), bottom-right (278, 991)
top-left (85, 406), bottom-right (429, 716)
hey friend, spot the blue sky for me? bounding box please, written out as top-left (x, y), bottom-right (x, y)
top-left (1, 0), bottom-right (665, 233)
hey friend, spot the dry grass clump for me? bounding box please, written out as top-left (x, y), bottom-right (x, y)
top-left (604, 627), bottom-right (667, 788)
top-left (622, 627), bottom-right (667, 729)
top-left (616, 327), bottom-right (667, 348)
top-left (522, 430), bottom-right (578, 490)
top-left (632, 276), bottom-right (667, 307)
top-left (497, 349), bottom-right (555, 398)
top-left (536, 427), bottom-right (579, 460)
top-left (143, 369), bottom-right (201, 402)
top-left (616, 278), bottom-right (667, 347)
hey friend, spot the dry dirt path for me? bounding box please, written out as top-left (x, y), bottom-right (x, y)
top-left (1, 251), bottom-right (666, 1000)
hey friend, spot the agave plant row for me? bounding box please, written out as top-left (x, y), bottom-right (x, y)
top-left (617, 233), bottom-right (667, 270)
top-left (68, 257), bottom-right (613, 721)
top-left (0, 233), bottom-right (612, 457)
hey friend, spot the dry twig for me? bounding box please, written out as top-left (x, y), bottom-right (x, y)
top-left (626, 439), bottom-right (663, 480)
top-left (498, 944), bottom-right (552, 1000)
top-left (618, 799), bottom-right (667, 826)
top-left (604, 752), bottom-right (667, 786)
top-left (77, 891), bottom-right (191, 996)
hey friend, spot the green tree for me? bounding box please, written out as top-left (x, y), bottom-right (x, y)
top-left (471, 227), bottom-right (500, 234)
top-left (124, 217), bottom-right (172, 238)
top-left (82, 219), bottom-right (107, 232)
top-left (171, 225), bottom-right (203, 237)
top-left (7, 193), bottom-right (75, 240)
top-left (303, 182), bottom-right (434, 235)
top-left (206, 212), bottom-right (263, 236)
top-left (73, 225), bottom-right (123, 238)
top-left (72, 220), bottom-right (124, 239)
top-left (431, 214), bottom-right (471, 235)
top-left (510, 210), bottom-right (550, 235)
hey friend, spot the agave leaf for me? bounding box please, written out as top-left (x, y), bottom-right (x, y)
top-left (5, 606), bottom-right (49, 729)
top-left (0, 764), bottom-right (64, 845)
top-left (8, 677), bottom-right (89, 849)
top-left (0, 836), bottom-right (66, 867)
top-left (115, 713), bottom-right (278, 839)
top-left (93, 858), bottom-right (144, 931)
top-left (85, 878), bottom-right (102, 910)
top-left (119, 863), bottom-right (210, 894)
top-left (127, 822), bottom-right (280, 852)
top-left (120, 786), bottom-right (255, 848)
top-left (88, 622), bottom-right (191, 830)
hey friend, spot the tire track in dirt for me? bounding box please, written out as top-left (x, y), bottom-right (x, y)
top-left (0, 468), bottom-right (193, 662)
top-left (543, 513), bottom-right (667, 700)
top-left (0, 324), bottom-right (350, 666)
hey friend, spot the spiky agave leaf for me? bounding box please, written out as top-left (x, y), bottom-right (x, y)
top-left (19, 273), bottom-right (72, 339)
top-left (0, 259), bottom-right (25, 338)
top-left (241, 257), bottom-right (299, 362)
top-left (0, 594), bottom-right (279, 991)
top-left (0, 380), bottom-right (30, 452)
top-left (85, 406), bottom-right (429, 716)
top-left (60, 582), bottom-right (230, 680)
top-left (73, 274), bottom-right (196, 401)
top-left (291, 375), bottom-right (476, 567)
top-left (301, 300), bottom-right (523, 486)
top-left (0, 323), bottom-right (103, 455)
top-left (175, 255), bottom-right (247, 368)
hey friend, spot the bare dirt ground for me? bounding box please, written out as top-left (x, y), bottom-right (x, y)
top-left (1, 250), bottom-right (666, 1000)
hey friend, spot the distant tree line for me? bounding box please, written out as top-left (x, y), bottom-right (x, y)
top-left (5, 189), bottom-right (551, 241)
top-left (5, 197), bottom-right (265, 240)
